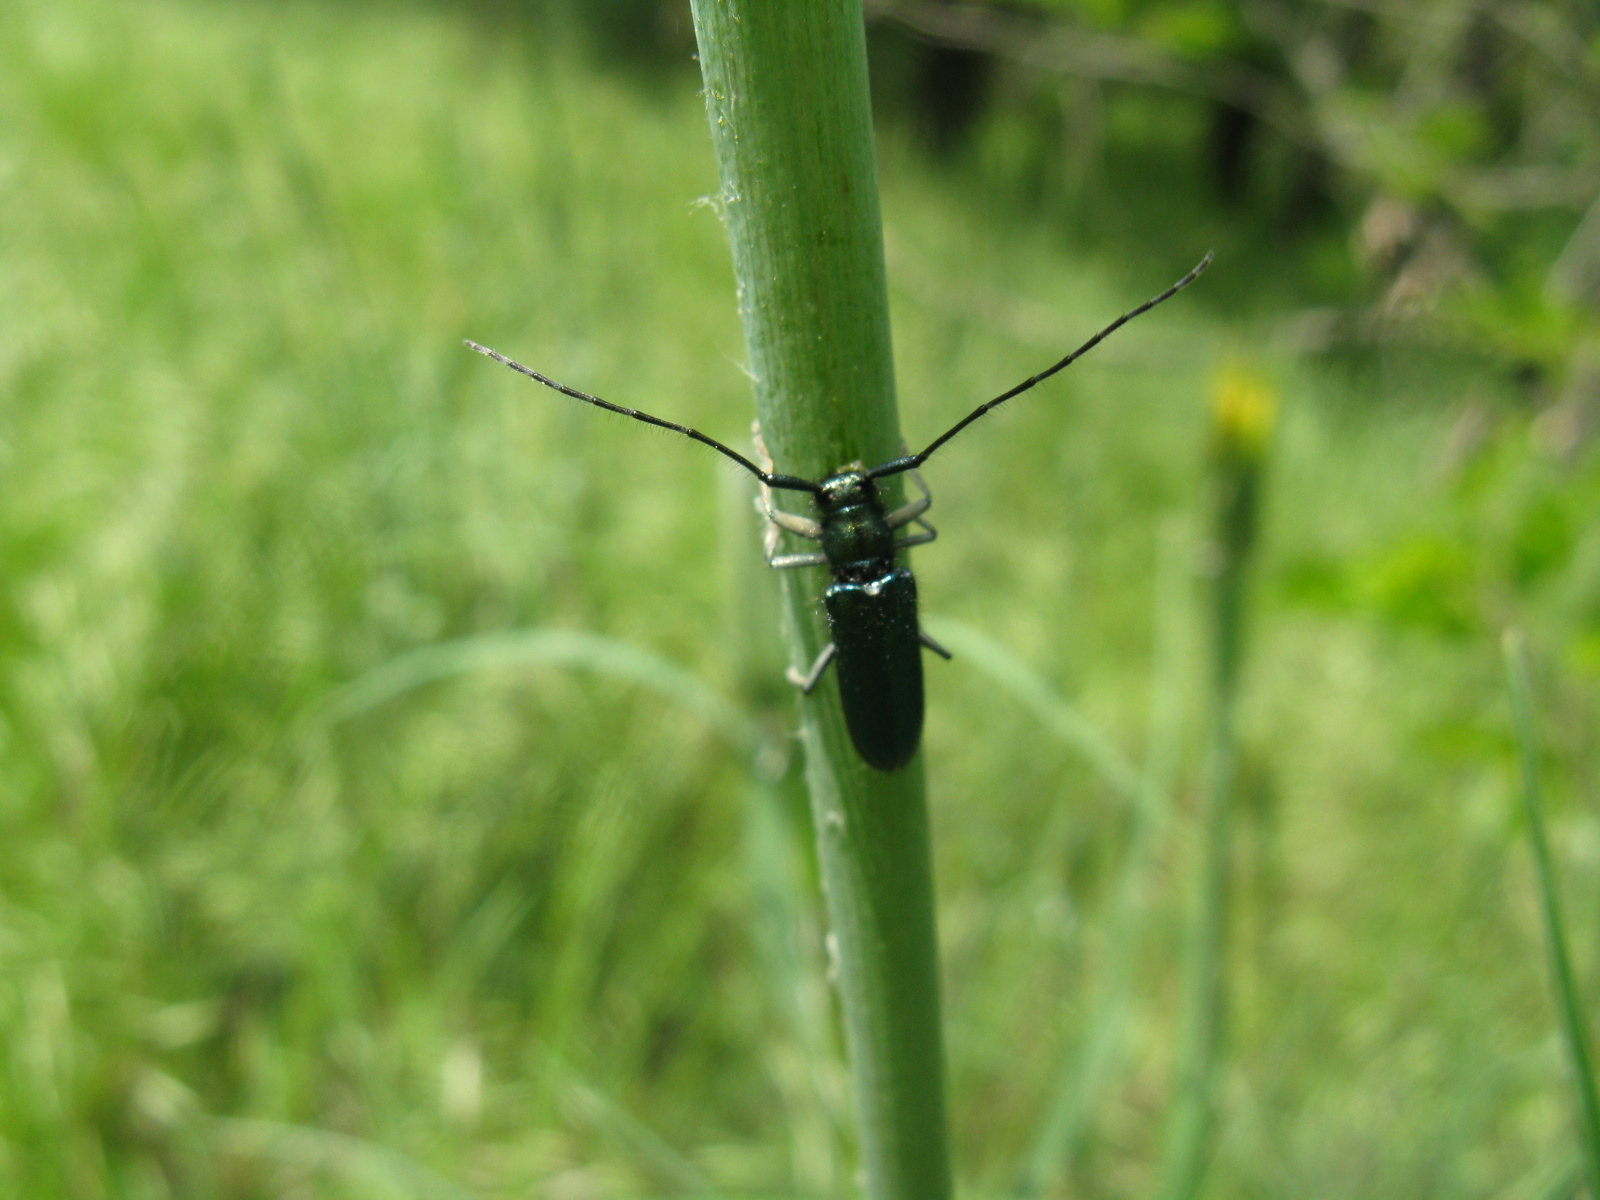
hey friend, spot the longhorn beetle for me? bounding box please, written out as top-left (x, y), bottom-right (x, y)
top-left (467, 251), bottom-right (1210, 771)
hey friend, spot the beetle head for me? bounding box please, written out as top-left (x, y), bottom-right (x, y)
top-left (816, 466), bottom-right (876, 514)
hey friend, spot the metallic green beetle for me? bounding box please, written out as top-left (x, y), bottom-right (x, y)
top-left (753, 433), bottom-right (945, 772)
top-left (469, 252), bottom-right (1210, 771)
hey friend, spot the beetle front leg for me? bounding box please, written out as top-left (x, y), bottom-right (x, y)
top-left (752, 421), bottom-right (824, 564)
top-left (786, 643), bottom-right (837, 693)
top-left (756, 490), bottom-right (823, 541)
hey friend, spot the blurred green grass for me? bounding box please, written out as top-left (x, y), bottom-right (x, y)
top-left (3, 0), bottom-right (1600, 1196)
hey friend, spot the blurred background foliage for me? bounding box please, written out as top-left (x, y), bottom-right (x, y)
top-left (6, 0), bottom-right (1600, 1196)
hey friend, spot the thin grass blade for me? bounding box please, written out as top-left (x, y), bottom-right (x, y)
top-left (1504, 630), bottom-right (1600, 1199)
top-left (315, 628), bottom-right (757, 749)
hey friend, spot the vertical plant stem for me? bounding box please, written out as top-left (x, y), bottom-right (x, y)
top-left (688, 5), bottom-right (953, 1197)
top-left (1155, 369), bottom-right (1272, 1200)
top-left (1155, 641), bottom-right (1238, 1200)
top-left (1504, 631), bottom-right (1600, 1199)
top-left (722, 473), bottom-right (847, 1193)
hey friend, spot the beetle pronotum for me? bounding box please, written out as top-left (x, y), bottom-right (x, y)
top-left (468, 251), bottom-right (1210, 770)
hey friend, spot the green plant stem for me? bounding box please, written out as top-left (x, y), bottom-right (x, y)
top-left (723, 474), bottom-right (848, 1193)
top-left (1156, 711), bottom-right (1236, 1200)
top-left (687, 4), bottom-right (953, 1198)
top-left (1156, 446), bottom-right (1260, 1200)
top-left (1504, 631), bottom-right (1600, 1200)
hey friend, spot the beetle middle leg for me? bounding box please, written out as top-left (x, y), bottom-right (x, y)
top-left (893, 517), bottom-right (938, 551)
top-left (786, 643), bottom-right (837, 693)
top-left (920, 629), bottom-right (953, 660)
top-left (768, 547), bottom-right (831, 569)
top-left (885, 463), bottom-right (933, 530)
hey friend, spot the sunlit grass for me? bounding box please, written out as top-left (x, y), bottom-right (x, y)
top-left (1, 0), bottom-right (1597, 1195)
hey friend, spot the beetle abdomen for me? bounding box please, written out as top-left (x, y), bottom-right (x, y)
top-left (823, 568), bottom-right (925, 772)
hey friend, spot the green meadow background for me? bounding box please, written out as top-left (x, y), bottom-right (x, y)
top-left (4, 0), bottom-right (1600, 1195)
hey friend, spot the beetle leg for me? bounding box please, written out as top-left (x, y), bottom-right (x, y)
top-left (763, 510), bottom-right (826, 566)
top-left (752, 421), bottom-right (824, 554)
top-left (885, 496), bottom-right (929, 529)
top-left (759, 498), bottom-right (824, 567)
top-left (919, 629), bottom-right (953, 659)
top-left (885, 465), bottom-right (933, 530)
top-left (786, 643), bottom-right (837, 693)
top-left (768, 550), bottom-right (830, 569)
top-left (757, 487), bottom-right (823, 566)
top-left (756, 494), bottom-right (823, 541)
top-left (893, 515), bottom-right (938, 551)
top-left (752, 420), bottom-right (779, 470)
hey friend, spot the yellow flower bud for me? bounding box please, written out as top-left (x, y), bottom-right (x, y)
top-left (1211, 364), bottom-right (1277, 460)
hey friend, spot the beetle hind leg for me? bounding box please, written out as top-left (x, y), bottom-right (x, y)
top-left (786, 643), bottom-right (837, 693)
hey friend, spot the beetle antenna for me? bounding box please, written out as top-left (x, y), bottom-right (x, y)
top-left (466, 341), bottom-right (822, 494)
top-left (868, 252), bottom-right (1213, 480)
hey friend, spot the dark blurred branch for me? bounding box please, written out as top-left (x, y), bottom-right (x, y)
top-left (1490, 2), bottom-right (1600, 96)
top-left (865, 0), bottom-right (1317, 149)
top-left (1317, 0), bottom-right (1600, 138)
top-left (867, 0), bottom-right (1595, 214)
top-left (1296, 0), bottom-right (1600, 102)
top-left (1451, 166), bottom-right (1600, 212)
top-left (875, 0), bottom-right (1600, 377)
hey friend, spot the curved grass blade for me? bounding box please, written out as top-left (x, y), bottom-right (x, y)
top-left (315, 628), bottom-right (758, 750)
top-left (922, 616), bottom-right (1158, 820)
top-left (540, 1046), bottom-right (719, 1196)
top-left (1504, 630), bottom-right (1600, 1200)
top-left (211, 1118), bottom-right (480, 1200)
top-left (922, 613), bottom-right (1179, 1197)
top-left (1525, 1156), bottom-right (1582, 1200)
top-left (1010, 516), bottom-right (1192, 1197)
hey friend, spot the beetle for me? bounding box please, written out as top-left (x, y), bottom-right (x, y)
top-left (467, 251), bottom-right (1210, 771)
